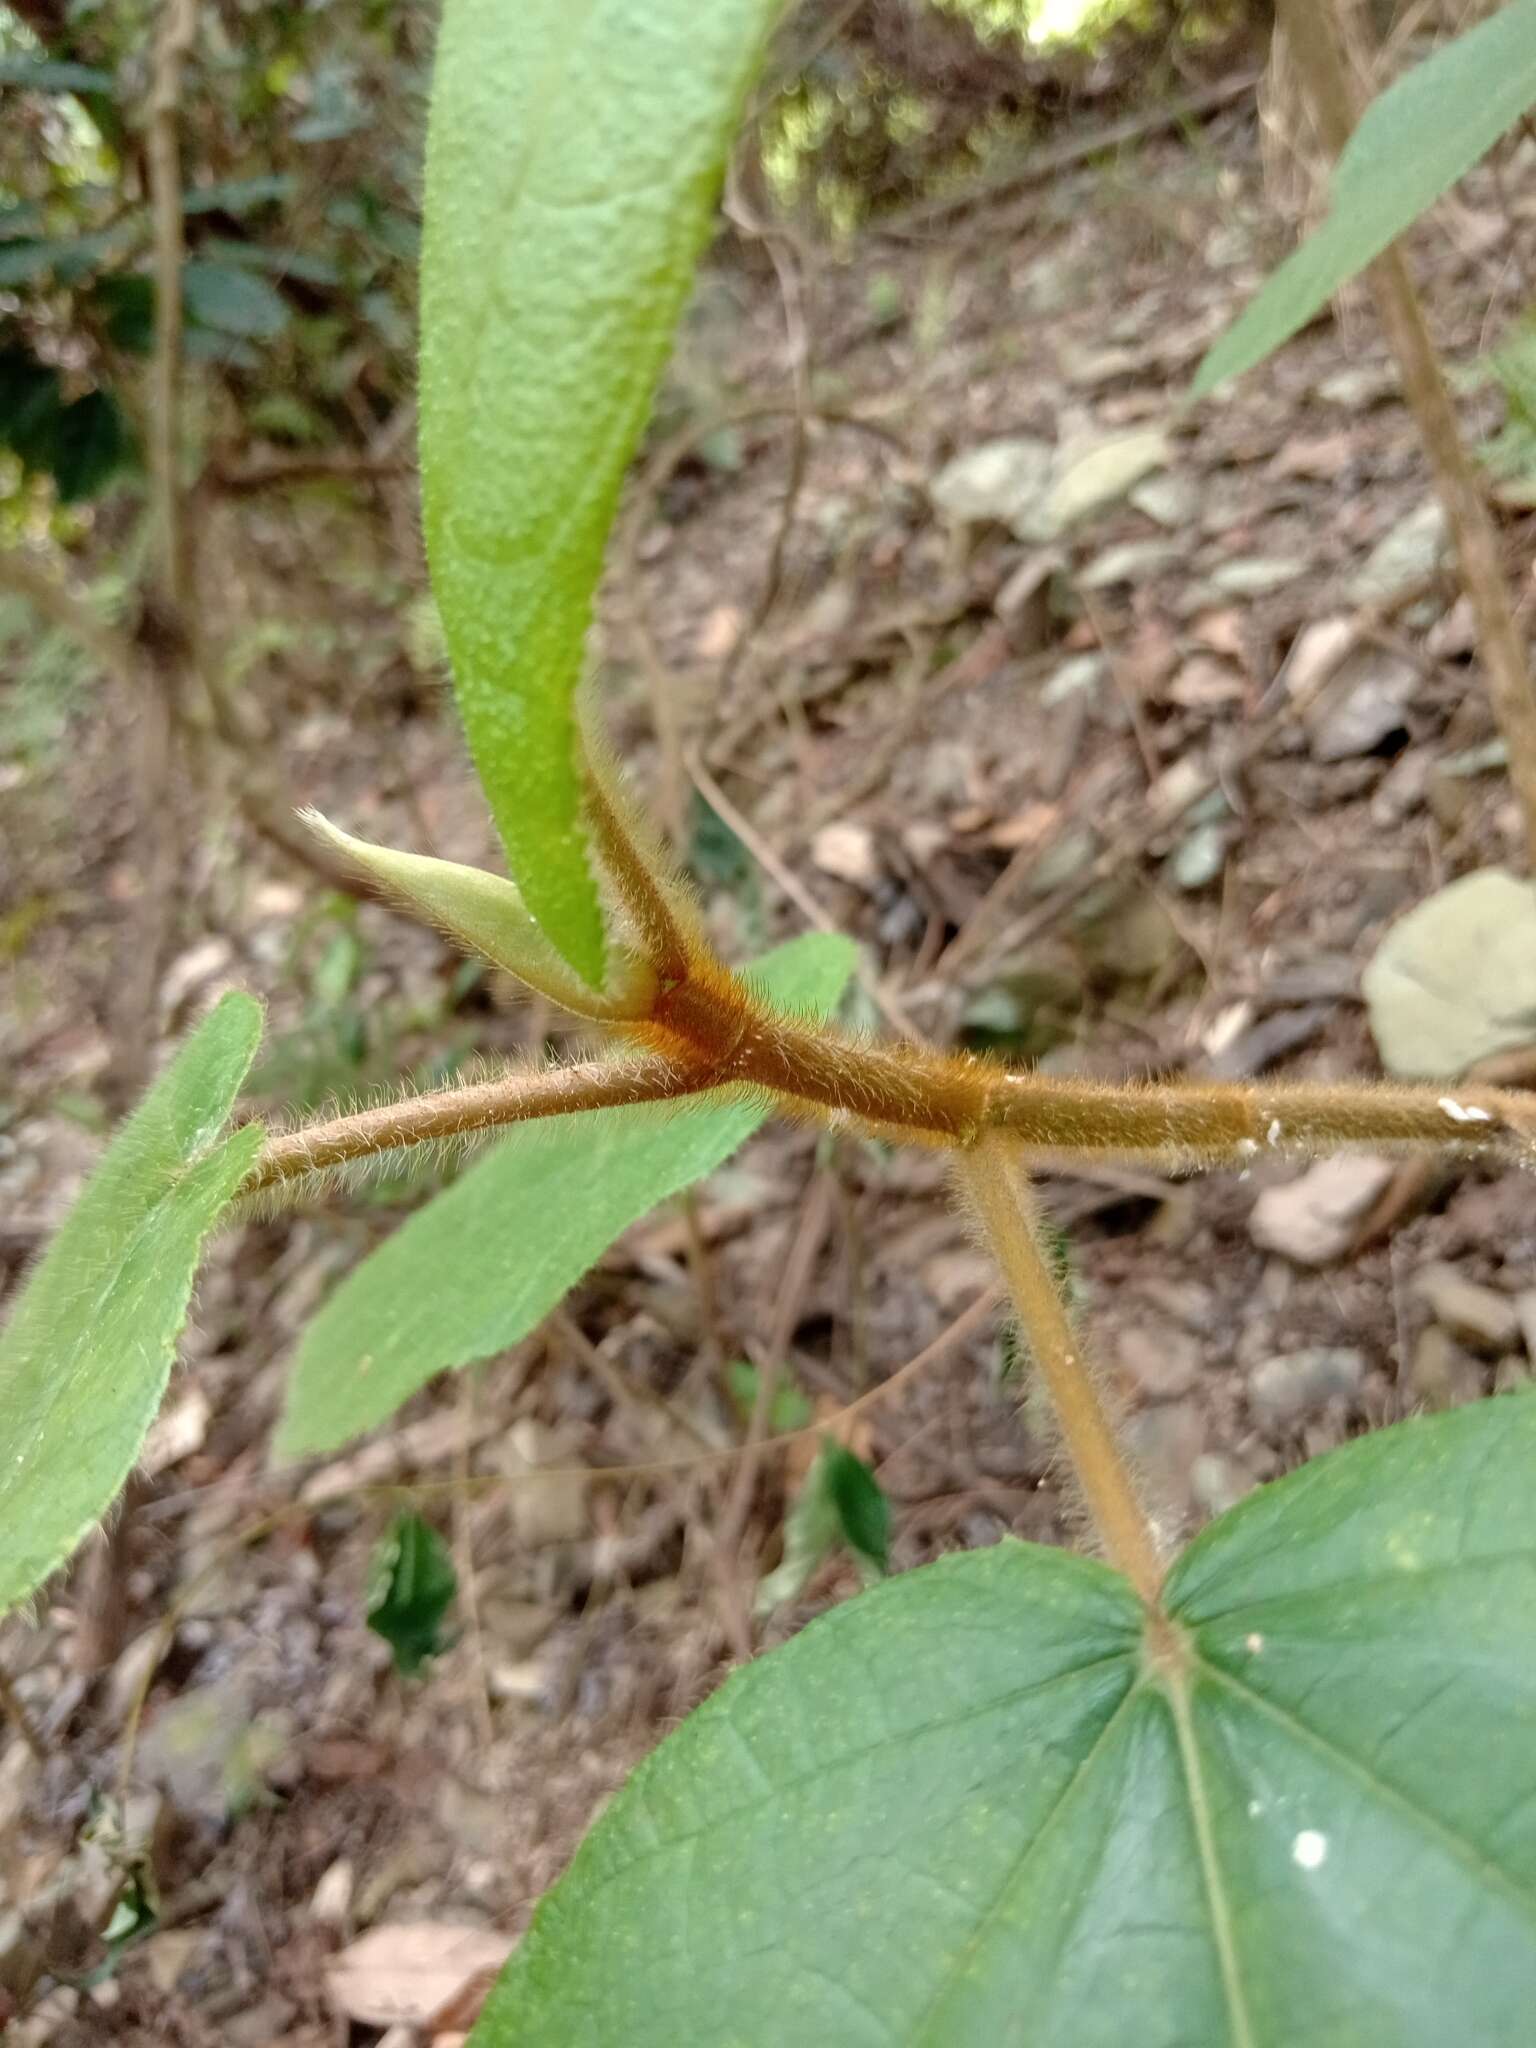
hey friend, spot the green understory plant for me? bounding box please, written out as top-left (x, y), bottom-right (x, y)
top-left (7, 0), bottom-right (1536, 2038)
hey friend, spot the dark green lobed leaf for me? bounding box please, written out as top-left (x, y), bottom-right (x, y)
top-left (472, 1395), bottom-right (1536, 2045)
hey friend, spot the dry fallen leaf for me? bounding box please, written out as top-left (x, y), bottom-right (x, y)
top-left (1269, 429), bottom-right (1357, 480)
top-left (326, 1923), bottom-right (513, 2029)
top-left (1166, 656), bottom-right (1247, 709)
top-left (1187, 608), bottom-right (1245, 660)
top-left (811, 822), bottom-right (880, 890)
top-left (695, 602), bottom-right (743, 660)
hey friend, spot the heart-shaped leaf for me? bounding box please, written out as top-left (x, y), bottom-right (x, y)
top-left (470, 1393), bottom-right (1536, 2044)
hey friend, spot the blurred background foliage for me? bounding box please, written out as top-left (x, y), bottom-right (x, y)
top-left (1, 0), bottom-right (428, 527)
top-left (0, 0), bottom-right (1270, 535)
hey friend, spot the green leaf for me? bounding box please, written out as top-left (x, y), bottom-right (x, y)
top-left (725, 1358), bottom-right (813, 1435)
top-left (274, 933), bottom-right (854, 1460)
top-left (366, 1511), bottom-right (457, 1674)
top-left (755, 1439), bottom-right (889, 1617)
top-left (0, 994), bottom-right (263, 1618)
top-left (299, 810), bottom-right (608, 1015)
top-left (470, 1393), bottom-right (1536, 2045)
top-left (49, 389), bottom-right (133, 502)
top-left (0, 56), bottom-right (115, 93)
top-left (419, 0), bottom-right (782, 986)
top-left (92, 273), bottom-right (155, 354)
top-left (822, 1439), bottom-right (889, 1570)
top-left (0, 345), bottom-right (63, 464)
top-left (0, 226), bottom-right (133, 289)
top-left (198, 238), bottom-right (344, 288)
top-left (182, 260), bottom-right (290, 339)
top-left (1195, 0), bottom-right (1536, 395)
top-left (182, 174), bottom-right (296, 216)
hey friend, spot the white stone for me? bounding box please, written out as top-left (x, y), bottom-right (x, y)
top-left (1363, 869), bottom-right (1536, 1077)
top-left (1249, 1155), bottom-right (1395, 1266)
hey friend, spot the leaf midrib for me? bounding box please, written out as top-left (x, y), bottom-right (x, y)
top-left (1165, 1665), bottom-right (1257, 2048)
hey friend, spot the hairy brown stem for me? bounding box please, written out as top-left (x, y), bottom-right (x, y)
top-left (960, 1140), bottom-right (1164, 1603)
top-left (1282, 0), bottom-right (1536, 867)
top-left (241, 1053), bottom-right (712, 1196)
top-left (241, 918), bottom-right (1536, 1197)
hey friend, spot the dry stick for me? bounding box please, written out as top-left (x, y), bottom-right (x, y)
top-left (452, 1370), bottom-right (495, 1754)
top-left (1282, 0), bottom-right (1536, 868)
top-left (116, 1292), bottom-right (999, 1796)
top-left (1082, 589), bottom-right (1160, 789)
top-left (552, 1308), bottom-right (712, 1455)
top-left (210, 450), bottom-right (413, 495)
top-left (709, 1173), bottom-right (836, 1658)
top-left (145, 0), bottom-right (197, 621)
top-left (960, 1139), bottom-right (1164, 1605)
top-left (0, 546), bottom-right (379, 913)
top-left (717, 185), bottom-right (815, 720)
top-left (106, 0), bottom-right (199, 1110)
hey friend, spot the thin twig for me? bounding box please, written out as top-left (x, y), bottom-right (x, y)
top-left (716, 183), bottom-right (814, 712)
top-left (0, 556), bottom-right (446, 908)
top-left (452, 1370), bottom-right (495, 1753)
top-left (145, 0), bottom-right (197, 617)
top-left (711, 1171), bottom-right (836, 1657)
top-left (552, 1309), bottom-right (711, 1454)
top-left (1282, 0), bottom-right (1536, 869)
top-left (877, 70), bottom-right (1261, 238)
top-left (614, 397), bottom-right (902, 828)
top-left (1081, 589), bottom-right (1160, 789)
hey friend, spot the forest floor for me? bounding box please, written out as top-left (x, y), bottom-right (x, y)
top-left (5, 90), bottom-right (1536, 2047)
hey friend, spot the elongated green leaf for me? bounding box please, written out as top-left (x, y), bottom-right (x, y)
top-left (274, 934), bottom-right (854, 1460)
top-left (1195, 0), bottom-right (1536, 395)
top-left (0, 994), bottom-right (263, 1617)
top-left (182, 174), bottom-right (296, 216)
top-left (0, 225), bottom-right (133, 289)
top-left (473, 1393), bottom-right (1536, 2045)
top-left (0, 56), bottom-right (115, 93)
top-left (182, 260), bottom-right (289, 340)
top-left (419, 0), bottom-right (782, 986)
